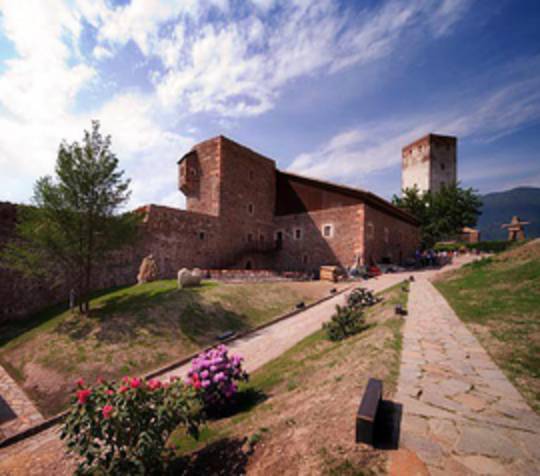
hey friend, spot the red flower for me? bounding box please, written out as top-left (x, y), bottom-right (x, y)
top-left (105, 389), bottom-right (114, 396)
top-left (76, 389), bottom-right (92, 404)
top-left (148, 379), bottom-right (161, 391)
top-left (96, 376), bottom-right (105, 384)
top-left (75, 378), bottom-right (85, 387)
top-left (102, 404), bottom-right (114, 419)
top-left (119, 385), bottom-right (129, 393)
top-left (122, 376), bottom-right (130, 384)
top-left (130, 377), bottom-right (142, 389)
top-left (193, 380), bottom-right (202, 390)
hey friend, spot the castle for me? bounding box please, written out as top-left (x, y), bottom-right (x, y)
top-left (1, 133), bottom-right (457, 322)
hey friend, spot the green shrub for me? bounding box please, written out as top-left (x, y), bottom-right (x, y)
top-left (323, 305), bottom-right (365, 341)
top-left (61, 376), bottom-right (203, 475)
top-left (347, 287), bottom-right (380, 308)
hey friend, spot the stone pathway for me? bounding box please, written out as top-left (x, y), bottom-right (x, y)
top-left (0, 362), bottom-right (44, 441)
top-left (396, 278), bottom-right (540, 475)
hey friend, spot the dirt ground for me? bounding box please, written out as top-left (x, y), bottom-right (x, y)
top-left (0, 284), bottom-right (405, 476)
top-left (0, 280), bottom-right (346, 417)
top-left (171, 284), bottom-right (406, 476)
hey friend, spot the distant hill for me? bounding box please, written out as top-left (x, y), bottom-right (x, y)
top-left (477, 187), bottom-right (540, 241)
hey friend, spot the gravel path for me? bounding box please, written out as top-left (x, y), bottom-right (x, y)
top-left (395, 277), bottom-right (540, 475)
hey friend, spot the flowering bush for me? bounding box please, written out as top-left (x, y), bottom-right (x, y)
top-left (185, 345), bottom-right (249, 412)
top-left (61, 376), bottom-right (202, 475)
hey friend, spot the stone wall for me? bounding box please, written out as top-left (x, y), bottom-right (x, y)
top-left (363, 203), bottom-right (420, 265)
top-left (273, 204), bottom-right (365, 272)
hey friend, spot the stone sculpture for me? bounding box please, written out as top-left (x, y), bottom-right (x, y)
top-left (137, 254), bottom-right (158, 284)
top-left (178, 268), bottom-right (202, 289)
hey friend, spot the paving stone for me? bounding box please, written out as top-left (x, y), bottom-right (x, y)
top-left (460, 455), bottom-right (506, 475)
top-left (455, 426), bottom-right (521, 460)
top-left (452, 393), bottom-right (488, 412)
top-left (428, 419), bottom-right (459, 447)
top-left (401, 432), bottom-right (444, 466)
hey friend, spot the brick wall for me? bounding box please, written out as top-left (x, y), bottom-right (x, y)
top-left (363, 203), bottom-right (420, 265)
top-left (273, 204), bottom-right (365, 272)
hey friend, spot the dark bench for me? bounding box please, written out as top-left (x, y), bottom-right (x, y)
top-left (356, 378), bottom-right (383, 445)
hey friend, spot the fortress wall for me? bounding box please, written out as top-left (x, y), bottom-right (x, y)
top-left (0, 203), bottom-right (221, 323)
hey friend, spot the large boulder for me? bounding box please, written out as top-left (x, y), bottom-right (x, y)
top-left (137, 254), bottom-right (158, 285)
top-left (178, 268), bottom-right (202, 289)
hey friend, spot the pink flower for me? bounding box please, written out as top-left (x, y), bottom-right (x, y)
top-left (148, 379), bottom-right (161, 391)
top-left (105, 389), bottom-right (114, 396)
top-left (122, 376), bottom-right (130, 384)
top-left (76, 388), bottom-right (91, 404)
top-left (101, 404), bottom-right (114, 419)
top-left (170, 376), bottom-right (179, 382)
top-left (130, 377), bottom-right (142, 389)
top-left (119, 385), bottom-right (129, 393)
top-left (96, 376), bottom-right (104, 384)
top-left (75, 378), bottom-right (85, 387)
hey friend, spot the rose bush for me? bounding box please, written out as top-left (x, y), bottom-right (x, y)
top-left (61, 376), bottom-right (202, 475)
top-left (185, 345), bottom-right (248, 412)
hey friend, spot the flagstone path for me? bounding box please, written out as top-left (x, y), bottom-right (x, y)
top-left (395, 278), bottom-right (540, 475)
top-left (0, 363), bottom-right (43, 441)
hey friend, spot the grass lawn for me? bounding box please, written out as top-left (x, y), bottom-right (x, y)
top-left (434, 239), bottom-right (540, 413)
top-left (0, 279), bottom-right (344, 417)
top-left (167, 283), bottom-right (408, 476)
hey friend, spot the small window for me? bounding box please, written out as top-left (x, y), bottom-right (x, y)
top-left (249, 170), bottom-right (255, 181)
top-left (302, 254), bottom-right (308, 265)
top-left (198, 231), bottom-right (205, 240)
top-left (294, 228), bottom-right (302, 240)
top-left (441, 163), bottom-right (445, 170)
top-left (259, 233), bottom-right (265, 242)
top-left (367, 222), bottom-right (374, 240)
top-left (384, 227), bottom-right (389, 243)
top-left (322, 224), bottom-right (333, 238)
top-left (275, 230), bottom-right (283, 241)
top-left (247, 232), bottom-right (253, 242)
top-left (248, 203), bottom-right (254, 215)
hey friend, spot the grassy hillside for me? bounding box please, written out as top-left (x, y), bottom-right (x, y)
top-left (168, 283), bottom-right (408, 476)
top-left (478, 186), bottom-right (540, 240)
top-left (434, 239), bottom-right (540, 412)
top-left (0, 280), bottom-right (343, 416)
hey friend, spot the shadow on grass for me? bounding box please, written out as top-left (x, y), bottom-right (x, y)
top-left (205, 387), bottom-right (268, 421)
top-left (169, 437), bottom-right (249, 476)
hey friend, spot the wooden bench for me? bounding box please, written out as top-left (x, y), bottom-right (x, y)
top-left (356, 378), bottom-right (383, 445)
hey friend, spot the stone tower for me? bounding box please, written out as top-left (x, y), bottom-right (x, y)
top-left (401, 134), bottom-right (457, 194)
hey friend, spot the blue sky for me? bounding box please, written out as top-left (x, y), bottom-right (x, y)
top-left (1, 0), bottom-right (539, 209)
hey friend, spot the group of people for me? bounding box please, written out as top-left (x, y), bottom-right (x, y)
top-left (414, 248), bottom-right (455, 268)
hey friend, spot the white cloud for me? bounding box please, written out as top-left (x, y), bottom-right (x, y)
top-left (289, 63), bottom-right (540, 186)
top-left (80, 0), bottom-right (471, 118)
top-left (0, 0), bottom-right (192, 208)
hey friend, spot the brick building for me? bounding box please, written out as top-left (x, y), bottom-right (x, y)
top-left (177, 135), bottom-right (420, 271)
top-left (402, 133), bottom-right (457, 194)
top-left (0, 135), bottom-right (421, 322)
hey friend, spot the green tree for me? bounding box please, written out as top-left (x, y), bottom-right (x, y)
top-left (392, 184), bottom-right (482, 248)
top-left (1, 121), bottom-right (140, 313)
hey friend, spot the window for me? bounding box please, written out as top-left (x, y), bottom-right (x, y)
top-left (322, 224), bottom-right (333, 238)
top-left (259, 233), bottom-right (265, 242)
top-left (384, 227), bottom-right (389, 243)
top-left (294, 228), bottom-right (303, 240)
top-left (302, 254), bottom-right (308, 265)
top-left (249, 170), bottom-right (255, 181)
top-left (441, 163), bottom-right (445, 170)
top-left (198, 231), bottom-right (205, 240)
top-left (274, 230), bottom-right (283, 241)
top-left (248, 203), bottom-right (254, 215)
top-left (367, 222), bottom-right (374, 240)
top-left (247, 232), bottom-right (253, 242)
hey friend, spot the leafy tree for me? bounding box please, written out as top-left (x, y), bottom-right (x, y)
top-left (1, 121), bottom-right (140, 313)
top-left (392, 184), bottom-right (482, 248)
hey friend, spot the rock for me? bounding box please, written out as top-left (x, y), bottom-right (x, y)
top-left (137, 254), bottom-right (158, 284)
top-left (177, 268), bottom-right (202, 289)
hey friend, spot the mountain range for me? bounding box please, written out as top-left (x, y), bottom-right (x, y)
top-left (477, 187), bottom-right (540, 241)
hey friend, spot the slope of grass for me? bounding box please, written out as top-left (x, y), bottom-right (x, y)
top-left (0, 279), bottom-right (342, 416)
top-left (434, 239), bottom-right (540, 412)
top-left (169, 283), bottom-right (408, 475)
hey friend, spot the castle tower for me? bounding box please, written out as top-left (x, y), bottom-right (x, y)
top-left (401, 134), bottom-right (457, 194)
